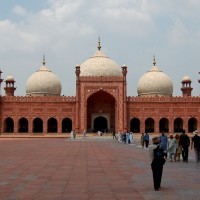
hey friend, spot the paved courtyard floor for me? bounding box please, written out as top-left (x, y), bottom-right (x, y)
top-left (0, 135), bottom-right (199, 200)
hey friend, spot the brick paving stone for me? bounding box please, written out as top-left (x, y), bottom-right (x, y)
top-left (0, 136), bottom-right (199, 200)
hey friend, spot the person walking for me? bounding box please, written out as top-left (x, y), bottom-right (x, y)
top-left (149, 137), bottom-right (166, 191)
top-left (83, 129), bottom-right (87, 139)
top-left (140, 133), bottom-right (145, 148)
top-left (179, 129), bottom-right (190, 162)
top-left (160, 131), bottom-right (168, 153)
top-left (70, 130), bottom-right (74, 139)
top-left (73, 129), bottom-right (76, 139)
top-left (129, 132), bottom-right (134, 144)
top-left (112, 130), bottom-right (117, 139)
top-left (125, 131), bottom-right (130, 144)
top-left (175, 134), bottom-right (181, 161)
top-left (144, 132), bottom-right (150, 148)
top-left (117, 132), bottom-right (122, 143)
top-left (191, 130), bottom-right (200, 163)
top-left (167, 134), bottom-right (177, 162)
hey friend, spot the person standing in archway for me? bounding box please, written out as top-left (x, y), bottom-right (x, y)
top-left (144, 132), bottom-right (150, 148)
top-left (73, 130), bottom-right (76, 139)
top-left (83, 129), bottom-right (87, 139)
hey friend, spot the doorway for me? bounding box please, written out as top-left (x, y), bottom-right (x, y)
top-left (93, 116), bottom-right (108, 133)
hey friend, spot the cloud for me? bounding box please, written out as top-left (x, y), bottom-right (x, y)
top-left (89, 0), bottom-right (155, 36)
top-left (166, 20), bottom-right (191, 46)
top-left (0, 19), bottom-right (41, 53)
top-left (12, 5), bottom-right (28, 16)
top-left (188, 0), bottom-right (200, 6)
top-left (0, 0), bottom-right (95, 54)
top-left (46, 0), bottom-right (83, 21)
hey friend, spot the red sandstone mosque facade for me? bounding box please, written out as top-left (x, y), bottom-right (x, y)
top-left (0, 40), bottom-right (199, 135)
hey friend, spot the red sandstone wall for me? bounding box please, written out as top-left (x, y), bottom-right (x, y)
top-left (127, 96), bottom-right (200, 133)
top-left (0, 96), bottom-right (76, 133)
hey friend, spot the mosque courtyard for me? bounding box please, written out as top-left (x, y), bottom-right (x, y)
top-left (0, 135), bottom-right (199, 200)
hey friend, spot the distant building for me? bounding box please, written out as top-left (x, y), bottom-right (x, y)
top-left (0, 40), bottom-right (199, 134)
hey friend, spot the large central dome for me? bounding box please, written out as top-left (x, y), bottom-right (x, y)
top-left (80, 40), bottom-right (122, 77)
top-left (26, 57), bottom-right (61, 96)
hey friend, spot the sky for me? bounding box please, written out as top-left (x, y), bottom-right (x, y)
top-left (0, 0), bottom-right (200, 97)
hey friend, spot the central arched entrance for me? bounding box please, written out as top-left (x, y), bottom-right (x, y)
top-left (87, 90), bottom-right (116, 133)
top-left (93, 116), bottom-right (108, 133)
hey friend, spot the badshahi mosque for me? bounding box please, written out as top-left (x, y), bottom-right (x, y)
top-left (0, 40), bottom-right (199, 135)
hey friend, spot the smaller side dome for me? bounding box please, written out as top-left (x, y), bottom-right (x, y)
top-left (26, 57), bottom-right (61, 96)
top-left (137, 57), bottom-right (173, 97)
top-left (182, 75), bottom-right (191, 82)
top-left (6, 75), bottom-right (14, 82)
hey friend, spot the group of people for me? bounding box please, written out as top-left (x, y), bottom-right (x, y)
top-left (116, 131), bottom-right (134, 144)
top-left (149, 129), bottom-right (200, 191)
top-left (70, 129), bottom-right (87, 139)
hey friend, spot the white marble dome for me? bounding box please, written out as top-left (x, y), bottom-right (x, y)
top-left (26, 59), bottom-right (61, 96)
top-left (137, 59), bottom-right (173, 97)
top-left (80, 42), bottom-right (122, 77)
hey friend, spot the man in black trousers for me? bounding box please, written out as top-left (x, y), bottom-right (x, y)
top-left (179, 129), bottom-right (190, 162)
top-left (149, 137), bottom-right (166, 191)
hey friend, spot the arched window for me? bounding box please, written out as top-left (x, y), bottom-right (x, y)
top-left (62, 118), bottom-right (72, 133)
top-left (130, 118), bottom-right (140, 133)
top-left (174, 118), bottom-right (183, 133)
top-left (4, 117), bottom-right (14, 132)
top-left (47, 118), bottom-right (58, 133)
top-left (33, 118), bottom-right (43, 133)
top-left (18, 117), bottom-right (28, 133)
top-left (159, 118), bottom-right (169, 133)
top-left (145, 118), bottom-right (155, 133)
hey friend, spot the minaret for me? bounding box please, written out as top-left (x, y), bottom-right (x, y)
top-left (0, 69), bottom-right (3, 96)
top-left (198, 72), bottom-right (200, 96)
top-left (4, 75), bottom-right (16, 96)
top-left (181, 75), bottom-right (193, 97)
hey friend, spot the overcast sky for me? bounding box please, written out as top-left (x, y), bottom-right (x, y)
top-left (0, 0), bottom-right (200, 97)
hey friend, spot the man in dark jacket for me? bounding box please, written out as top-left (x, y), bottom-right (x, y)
top-left (149, 137), bottom-right (166, 191)
top-left (179, 129), bottom-right (190, 162)
top-left (191, 130), bottom-right (200, 163)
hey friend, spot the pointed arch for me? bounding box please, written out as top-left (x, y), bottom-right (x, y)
top-left (62, 118), bottom-right (72, 133)
top-left (130, 118), bottom-right (140, 133)
top-left (18, 117), bottom-right (28, 133)
top-left (4, 117), bottom-right (14, 133)
top-left (87, 90), bottom-right (116, 132)
top-left (93, 116), bottom-right (108, 133)
top-left (188, 117), bottom-right (198, 133)
top-left (145, 118), bottom-right (155, 133)
top-left (174, 118), bottom-right (183, 133)
top-left (159, 118), bottom-right (169, 133)
top-left (33, 118), bottom-right (43, 133)
top-left (47, 118), bottom-right (58, 133)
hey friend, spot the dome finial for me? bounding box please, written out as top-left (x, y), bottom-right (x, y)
top-left (97, 36), bottom-right (101, 51)
top-left (42, 54), bottom-right (46, 66)
top-left (153, 55), bottom-right (156, 66)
